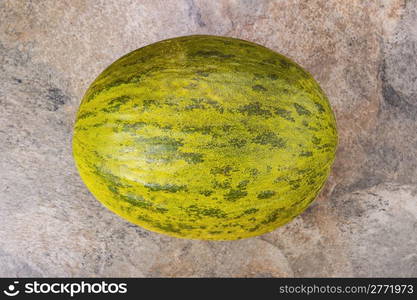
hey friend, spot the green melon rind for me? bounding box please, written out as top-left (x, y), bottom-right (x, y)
top-left (72, 35), bottom-right (338, 240)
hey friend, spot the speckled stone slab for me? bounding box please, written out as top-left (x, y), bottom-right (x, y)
top-left (0, 0), bottom-right (416, 277)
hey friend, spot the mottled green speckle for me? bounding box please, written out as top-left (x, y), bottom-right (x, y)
top-left (288, 179), bottom-right (301, 190)
top-left (102, 95), bottom-right (132, 112)
top-left (268, 73), bottom-right (279, 80)
top-left (224, 189), bottom-right (248, 201)
top-left (275, 108), bottom-right (295, 122)
top-left (249, 168), bottom-right (259, 177)
top-left (122, 122), bottom-right (146, 132)
top-left (252, 85), bottom-right (267, 92)
top-left (192, 50), bottom-right (234, 59)
top-left (199, 190), bottom-right (214, 196)
top-left (243, 208), bottom-right (259, 215)
top-left (237, 180), bottom-right (250, 189)
top-left (252, 132), bottom-right (286, 148)
top-left (314, 101), bottom-right (325, 113)
top-left (211, 165), bottom-right (233, 176)
top-left (182, 125), bottom-right (214, 135)
top-left (212, 179), bottom-right (231, 189)
top-left (294, 103), bottom-right (312, 116)
top-left (138, 136), bottom-right (184, 152)
top-left (229, 138), bottom-right (247, 148)
top-left (238, 102), bottom-right (272, 117)
top-left (143, 99), bottom-right (157, 110)
top-left (312, 136), bottom-right (321, 145)
top-left (77, 111), bottom-right (96, 120)
top-left (195, 70), bottom-right (210, 77)
top-left (179, 152), bottom-right (204, 164)
top-left (257, 190), bottom-right (276, 199)
top-left (144, 183), bottom-right (187, 193)
top-left (186, 205), bottom-right (228, 219)
top-left (300, 151), bottom-right (313, 157)
top-left (262, 208), bottom-right (284, 225)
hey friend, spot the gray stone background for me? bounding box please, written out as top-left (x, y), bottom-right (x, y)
top-left (1, 0), bottom-right (416, 277)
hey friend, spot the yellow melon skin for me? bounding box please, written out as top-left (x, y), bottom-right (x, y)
top-left (72, 35), bottom-right (338, 240)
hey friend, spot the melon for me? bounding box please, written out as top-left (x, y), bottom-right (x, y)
top-left (72, 35), bottom-right (338, 240)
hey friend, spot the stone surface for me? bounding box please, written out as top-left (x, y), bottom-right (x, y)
top-left (0, 0), bottom-right (416, 277)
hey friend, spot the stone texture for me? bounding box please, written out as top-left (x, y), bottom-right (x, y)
top-left (0, 0), bottom-right (416, 277)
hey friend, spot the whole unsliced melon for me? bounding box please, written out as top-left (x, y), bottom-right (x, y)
top-left (73, 35), bottom-right (338, 240)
